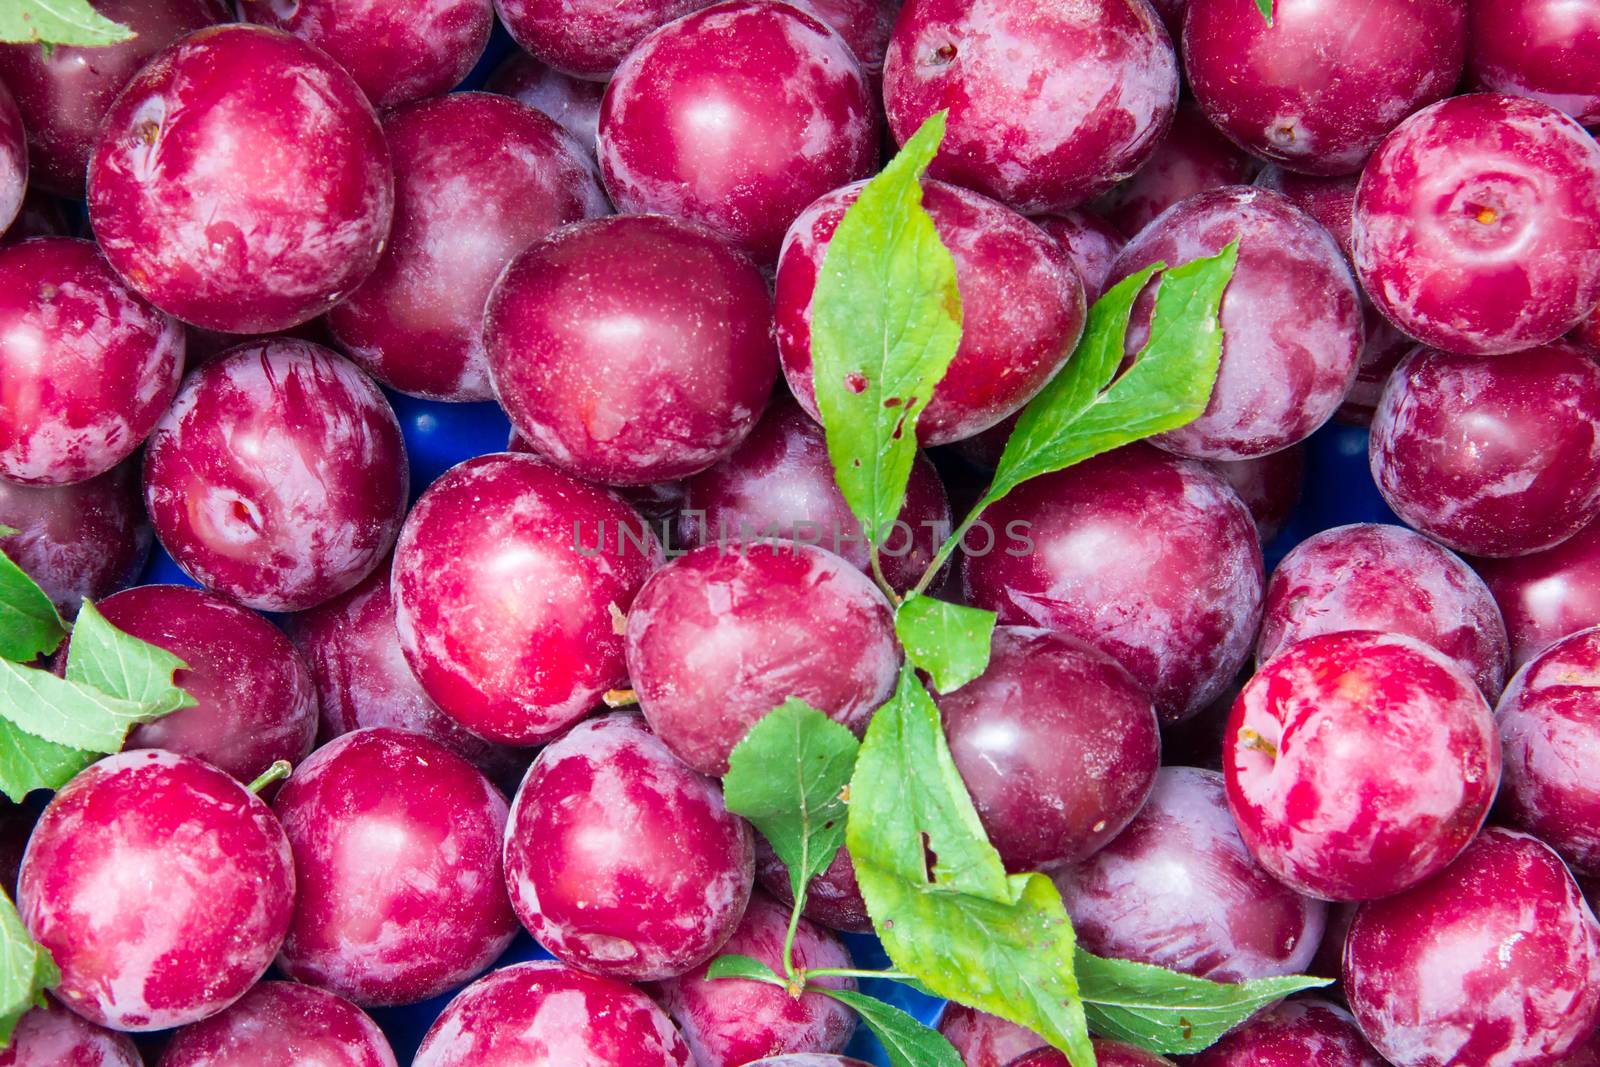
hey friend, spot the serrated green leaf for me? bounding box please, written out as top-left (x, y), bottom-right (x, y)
top-left (0, 0), bottom-right (133, 46)
top-left (705, 953), bottom-right (786, 987)
top-left (0, 718), bottom-right (92, 804)
top-left (982, 244), bottom-right (1237, 512)
top-left (818, 987), bottom-right (965, 1067)
top-left (812, 110), bottom-right (963, 547)
top-left (1076, 950), bottom-right (1331, 1053)
top-left (895, 596), bottom-right (995, 694)
top-left (0, 887), bottom-right (56, 1047)
top-left (0, 529), bottom-right (67, 664)
top-left (1255, 0), bottom-right (1274, 24)
top-left (63, 601), bottom-right (194, 716)
top-left (846, 667), bottom-right (1094, 1067)
top-left (723, 699), bottom-right (859, 907)
top-left (0, 659), bottom-right (159, 752)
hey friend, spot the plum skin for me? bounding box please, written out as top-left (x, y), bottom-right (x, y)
top-left (935, 1003), bottom-right (1046, 1067)
top-left (1344, 827), bottom-right (1600, 1067)
top-left (1226, 630), bottom-right (1501, 901)
top-left (155, 982), bottom-right (397, 1067)
top-left (1187, 997), bottom-right (1385, 1067)
top-left (0, 996), bottom-right (141, 1066)
top-left (412, 960), bottom-right (695, 1067)
top-left (1467, 0), bottom-right (1600, 126)
top-left (0, 461), bottom-right (151, 615)
top-left (503, 713), bottom-right (754, 982)
top-left (1474, 521), bottom-right (1600, 670)
top-left (142, 340), bottom-right (409, 613)
top-left (87, 24), bottom-right (394, 334)
top-left (392, 452), bottom-right (662, 746)
top-left (18, 750), bottom-right (295, 1032)
top-left (1352, 93), bottom-right (1600, 356)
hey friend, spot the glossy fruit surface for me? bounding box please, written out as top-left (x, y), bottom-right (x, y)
top-left (1107, 186), bottom-right (1363, 460)
top-left (1226, 630), bottom-right (1500, 900)
top-left (1097, 100), bottom-right (1256, 235)
top-left (963, 445), bottom-right (1263, 723)
top-left (487, 214), bottom-right (777, 484)
top-left (1475, 520), bottom-right (1600, 669)
top-left (1054, 766), bottom-right (1326, 981)
top-left (495, 0), bottom-right (712, 80)
top-left (1033, 210), bottom-right (1125, 302)
top-left (1187, 997), bottom-right (1385, 1067)
top-left (0, 0), bottom-right (223, 196)
top-left (1010, 1042), bottom-right (1175, 1067)
top-left (1369, 342), bottom-right (1600, 557)
top-left (412, 961), bottom-right (694, 1067)
top-left (157, 981), bottom-right (397, 1067)
top-left (273, 728), bottom-right (518, 1006)
top-left (935, 1004), bottom-right (1044, 1067)
top-left (1258, 523), bottom-right (1510, 697)
top-left (504, 713), bottom-right (753, 980)
top-left (883, 0), bottom-right (1180, 213)
top-left (625, 542), bottom-right (898, 775)
top-left (1211, 445), bottom-right (1306, 545)
top-left (1497, 626), bottom-right (1600, 877)
top-left (935, 626), bottom-right (1160, 871)
top-left (0, 80), bottom-right (21, 230)
top-left (0, 461), bottom-right (150, 615)
top-left (1352, 93), bottom-right (1600, 355)
top-left (1467, 0), bottom-right (1600, 125)
top-left (1344, 827), bottom-right (1600, 1067)
top-left (778, 179), bottom-right (1086, 446)
top-left (754, 840), bottom-right (870, 934)
top-left (88, 25), bottom-right (393, 333)
top-left (92, 584), bottom-right (317, 783)
top-left (0, 996), bottom-right (140, 1067)
top-left (143, 340), bottom-right (408, 612)
top-left (486, 51), bottom-right (606, 157)
top-left (328, 92), bottom-right (605, 402)
top-left (680, 399), bottom-right (951, 592)
top-left (1184, 0), bottom-right (1465, 175)
top-left (392, 453), bottom-right (661, 745)
top-left (598, 0), bottom-right (877, 263)
top-left (285, 563), bottom-right (525, 786)
top-left (0, 238), bottom-right (183, 487)
top-left (239, 0), bottom-right (492, 108)
top-left (18, 750), bottom-right (294, 1031)
top-left (654, 892), bottom-right (857, 1067)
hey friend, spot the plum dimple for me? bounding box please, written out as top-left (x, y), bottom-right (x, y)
top-left (413, 961), bottom-right (694, 1067)
top-left (625, 541), bottom-right (900, 776)
top-left (1053, 766), bottom-right (1327, 981)
top-left (503, 713), bottom-right (754, 981)
top-left (87, 25), bottom-right (394, 334)
top-left (1352, 93), bottom-right (1600, 356)
top-left (1369, 342), bottom-right (1600, 558)
top-left (1258, 523), bottom-right (1510, 698)
top-left (1226, 630), bottom-right (1501, 901)
top-left (1107, 186), bottom-right (1363, 461)
top-left (882, 0), bottom-right (1180, 214)
top-left (392, 452), bottom-right (662, 746)
top-left (1344, 827), bottom-right (1600, 1067)
top-left (777, 178), bottom-right (1086, 446)
top-left (963, 445), bottom-right (1263, 723)
top-left (17, 751), bottom-right (294, 1032)
top-left (142, 340), bottom-right (409, 612)
top-left (327, 93), bottom-right (607, 402)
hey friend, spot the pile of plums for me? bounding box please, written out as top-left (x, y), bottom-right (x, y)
top-left (1, 0), bottom-right (1600, 1064)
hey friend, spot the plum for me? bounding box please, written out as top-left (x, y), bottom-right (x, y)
top-left (495, 0), bottom-right (713, 80)
top-left (1467, 0), bottom-right (1600, 126)
top-left (1032, 211), bottom-right (1126, 303)
top-left (1010, 1042), bottom-right (1175, 1067)
top-left (485, 51), bottom-right (606, 157)
top-left (935, 1003), bottom-right (1045, 1067)
top-left (1188, 997), bottom-right (1385, 1067)
top-left (0, 461), bottom-right (151, 615)
top-left (1475, 520), bottom-right (1600, 669)
top-left (1097, 100), bottom-right (1257, 236)
top-left (157, 982), bottom-right (396, 1066)
top-left (1211, 446), bottom-right (1306, 545)
top-left (754, 839), bottom-right (870, 934)
top-left (0, 997), bottom-right (140, 1066)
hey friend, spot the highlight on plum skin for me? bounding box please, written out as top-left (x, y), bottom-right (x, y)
top-left (327, 91), bottom-right (607, 403)
top-left (1187, 996), bottom-right (1385, 1067)
top-left (503, 713), bottom-right (754, 982)
top-left (141, 339), bottom-right (409, 613)
top-left (17, 750), bottom-right (295, 1032)
top-left (271, 728), bottom-right (519, 1008)
top-left (485, 50), bottom-right (606, 158)
top-left (0, 237), bottom-right (184, 488)
top-left (392, 452), bottom-right (662, 746)
top-left (0, 80), bottom-right (22, 231)
top-left (625, 540), bottom-right (901, 777)
top-left (1466, 0), bottom-right (1600, 126)
top-left (156, 981), bottom-right (398, 1067)
top-left (1474, 520), bottom-right (1600, 670)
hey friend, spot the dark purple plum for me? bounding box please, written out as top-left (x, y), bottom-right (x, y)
top-left (1468, 0), bottom-right (1600, 126)
top-left (1210, 445), bottom-right (1306, 545)
top-left (1475, 520), bottom-right (1600, 669)
top-left (1188, 997), bottom-right (1385, 1067)
top-left (0, 461), bottom-right (150, 615)
top-left (754, 839), bottom-right (870, 934)
top-left (1032, 210), bottom-right (1126, 302)
top-left (494, 0), bottom-right (713, 80)
top-left (486, 51), bottom-right (606, 157)
top-left (935, 1004), bottom-right (1045, 1067)
top-left (1097, 100), bottom-right (1256, 235)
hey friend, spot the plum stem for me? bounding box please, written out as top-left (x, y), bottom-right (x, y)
top-left (1237, 727), bottom-right (1279, 760)
top-left (602, 688), bottom-right (638, 708)
top-left (247, 760), bottom-right (292, 794)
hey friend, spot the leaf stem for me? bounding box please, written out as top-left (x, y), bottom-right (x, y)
top-left (907, 496), bottom-right (991, 601)
top-left (781, 884), bottom-right (807, 984)
top-left (804, 967), bottom-right (920, 983)
top-left (247, 760), bottom-right (292, 794)
top-left (868, 545), bottom-right (901, 607)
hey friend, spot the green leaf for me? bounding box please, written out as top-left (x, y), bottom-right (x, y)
top-left (982, 243), bottom-right (1238, 510)
top-left (705, 953), bottom-right (786, 987)
top-left (0, 887), bottom-right (56, 1047)
top-left (846, 666), bottom-right (1095, 1067)
top-left (0, 659), bottom-right (162, 752)
top-left (1255, 0), bottom-right (1274, 24)
top-left (811, 110), bottom-right (963, 546)
top-left (894, 596), bottom-right (995, 694)
top-left (723, 699), bottom-right (859, 906)
top-left (0, 529), bottom-right (67, 664)
top-left (817, 987), bottom-right (965, 1067)
top-left (1076, 951), bottom-right (1332, 1053)
top-left (63, 602), bottom-right (194, 716)
top-left (0, 718), bottom-right (92, 804)
top-left (0, 0), bottom-right (134, 46)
